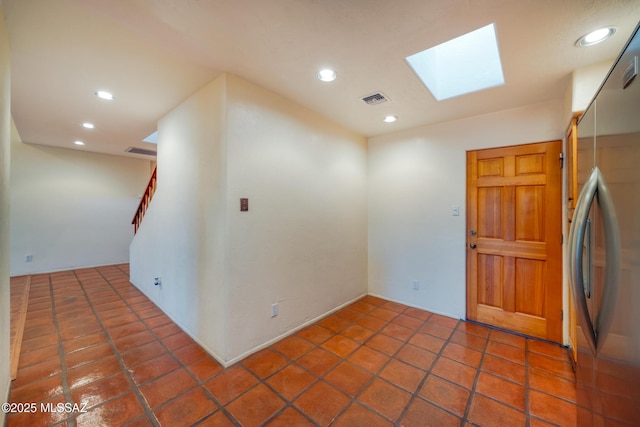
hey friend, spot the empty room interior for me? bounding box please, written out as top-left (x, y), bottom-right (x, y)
top-left (1, 1), bottom-right (639, 426)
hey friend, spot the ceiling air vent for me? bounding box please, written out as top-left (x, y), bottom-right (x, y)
top-left (125, 147), bottom-right (157, 156)
top-left (362, 92), bottom-right (390, 106)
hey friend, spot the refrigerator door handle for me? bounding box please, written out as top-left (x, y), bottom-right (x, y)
top-left (593, 168), bottom-right (621, 351)
top-left (569, 168), bottom-right (598, 355)
top-left (584, 218), bottom-right (592, 299)
top-left (569, 167), bottom-right (621, 355)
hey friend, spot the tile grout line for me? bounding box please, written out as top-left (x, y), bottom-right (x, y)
top-left (91, 267), bottom-right (197, 426)
top-left (316, 306), bottom-right (474, 425)
top-left (90, 268), bottom-right (169, 427)
top-left (233, 301), bottom-right (363, 425)
top-left (72, 268), bottom-right (160, 427)
top-left (264, 300), bottom-right (439, 425)
top-left (327, 306), bottom-right (393, 421)
top-left (234, 301), bottom-right (406, 426)
top-left (243, 353), bottom-right (320, 427)
top-left (470, 329), bottom-right (566, 424)
top-left (264, 331), bottom-right (337, 424)
top-left (48, 273), bottom-right (77, 427)
top-left (380, 310), bottom-right (437, 425)
top-left (403, 320), bottom-right (482, 425)
top-left (238, 308), bottom-right (370, 427)
top-left (323, 315), bottom-right (398, 425)
top-left (345, 307), bottom-right (482, 425)
top-left (327, 304), bottom-right (429, 425)
top-left (9, 275), bottom-right (578, 426)
top-left (461, 327), bottom-right (492, 425)
top-left (7, 272), bottom-right (575, 426)
top-left (325, 307), bottom-right (400, 424)
top-left (120, 286), bottom-right (243, 426)
top-left (267, 305), bottom-right (402, 425)
top-left (92, 266), bottom-right (242, 427)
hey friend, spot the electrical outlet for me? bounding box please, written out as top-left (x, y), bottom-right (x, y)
top-left (25, 254), bottom-right (33, 262)
top-left (271, 303), bottom-right (279, 318)
top-left (154, 277), bottom-right (161, 287)
top-left (412, 280), bottom-right (420, 290)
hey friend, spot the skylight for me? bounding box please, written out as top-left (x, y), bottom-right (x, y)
top-left (405, 23), bottom-right (505, 101)
top-left (143, 131), bottom-right (158, 144)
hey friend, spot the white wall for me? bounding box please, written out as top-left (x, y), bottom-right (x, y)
top-left (0, 5), bottom-right (12, 423)
top-left (130, 76), bottom-right (229, 360)
top-left (225, 75), bottom-right (367, 361)
top-left (368, 100), bottom-right (566, 320)
top-left (130, 74), bottom-right (368, 364)
top-left (10, 125), bottom-right (150, 275)
top-left (571, 59), bottom-right (614, 113)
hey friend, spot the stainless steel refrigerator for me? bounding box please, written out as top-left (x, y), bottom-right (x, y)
top-left (569, 23), bottom-right (640, 426)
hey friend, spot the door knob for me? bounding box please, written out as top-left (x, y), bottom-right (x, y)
top-left (469, 243), bottom-right (477, 249)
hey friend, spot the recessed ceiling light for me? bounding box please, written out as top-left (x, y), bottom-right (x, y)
top-left (384, 115), bottom-right (398, 123)
top-left (74, 140), bottom-right (85, 146)
top-left (82, 122), bottom-right (95, 129)
top-left (576, 27), bottom-right (616, 47)
top-left (406, 23), bottom-right (505, 101)
top-left (318, 69), bottom-right (336, 82)
top-left (95, 90), bottom-right (114, 101)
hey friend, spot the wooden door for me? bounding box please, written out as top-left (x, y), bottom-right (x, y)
top-left (466, 141), bottom-right (563, 343)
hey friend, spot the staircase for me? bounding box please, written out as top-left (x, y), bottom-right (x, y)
top-left (132, 166), bottom-right (157, 234)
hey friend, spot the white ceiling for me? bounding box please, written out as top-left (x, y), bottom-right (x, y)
top-left (3, 0), bottom-right (640, 159)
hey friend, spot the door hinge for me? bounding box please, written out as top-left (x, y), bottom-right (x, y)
top-left (561, 234), bottom-right (564, 244)
top-left (561, 309), bottom-right (564, 320)
top-left (559, 152), bottom-right (564, 168)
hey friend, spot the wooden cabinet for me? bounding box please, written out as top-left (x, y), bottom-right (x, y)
top-left (565, 112), bottom-right (581, 363)
top-left (566, 114), bottom-right (581, 212)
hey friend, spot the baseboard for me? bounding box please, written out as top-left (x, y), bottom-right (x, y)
top-left (126, 276), bottom-right (229, 367)
top-left (222, 292), bottom-right (367, 367)
top-left (128, 279), bottom-right (367, 368)
top-left (366, 292), bottom-right (463, 321)
top-left (9, 260), bottom-right (130, 277)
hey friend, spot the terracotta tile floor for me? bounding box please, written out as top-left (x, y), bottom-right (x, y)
top-left (9, 275), bottom-right (30, 379)
top-left (7, 265), bottom-right (578, 426)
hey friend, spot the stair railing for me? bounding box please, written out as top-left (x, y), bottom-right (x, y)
top-left (132, 166), bottom-right (157, 234)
